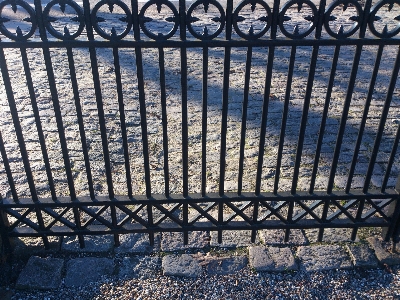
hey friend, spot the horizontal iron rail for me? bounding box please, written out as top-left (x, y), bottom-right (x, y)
top-left (1, 190), bottom-right (398, 207)
top-left (1, 38), bottom-right (400, 48)
top-left (6, 218), bottom-right (394, 238)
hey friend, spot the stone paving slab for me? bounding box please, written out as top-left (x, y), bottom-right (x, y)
top-left (62, 235), bottom-right (114, 252)
top-left (304, 228), bottom-right (359, 243)
top-left (346, 244), bottom-right (379, 268)
top-left (259, 229), bottom-right (308, 246)
top-left (198, 255), bottom-right (248, 275)
top-left (161, 231), bottom-right (210, 251)
top-left (249, 246), bottom-right (298, 272)
top-left (296, 245), bottom-right (353, 272)
top-left (162, 254), bottom-right (202, 277)
top-left (210, 230), bottom-right (260, 248)
top-left (118, 256), bottom-right (161, 279)
top-left (65, 257), bottom-right (114, 287)
top-left (16, 256), bottom-right (63, 290)
top-left (116, 233), bottom-right (160, 253)
top-left (367, 236), bottom-right (400, 266)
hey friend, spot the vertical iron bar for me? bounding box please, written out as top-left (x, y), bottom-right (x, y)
top-left (327, 0), bottom-right (371, 195)
top-left (113, 46), bottom-right (133, 198)
top-left (237, 47), bottom-right (257, 243)
top-left (66, 46), bottom-right (91, 248)
top-left (238, 46), bottom-right (252, 195)
top-left (179, 0), bottom-right (188, 197)
top-left (288, 0), bottom-right (326, 242)
top-left (274, 46), bottom-right (296, 194)
top-left (278, 46), bottom-right (297, 243)
top-left (82, 0), bottom-right (114, 199)
top-left (201, 46), bottom-right (208, 197)
top-left (0, 47), bottom-right (49, 249)
top-left (219, 0), bottom-right (233, 197)
top-left (218, 0), bottom-right (233, 244)
top-left (34, 0), bottom-right (77, 201)
top-left (111, 47), bottom-right (129, 246)
top-left (253, 0), bottom-right (280, 243)
top-left (255, 0), bottom-right (280, 195)
top-left (179, 0), bottom-right (189, 244)
top-left (219, 45), bottom-right (231, 195)
top-left (135, 48), bottom-right (151, 197)
top-left (346, 45), bottom-right (384, 193)
top-left (111, 205), bottom-right (120, 247)
top-left (314, 46), bottom-right (340, 240)
top-left (0, 131), bottom-right (18, 202)
top-left (327, 46), bottom-right (363, 194)
top-left (255, 47), bottom-right (274, 194)
top-left (20, 47), bottom-right (56, 200)
top-left (382, 122), bottom-right (400, 192)
top-left (66, 47), bottom-right (94, 199)
top-left (131, 0), bottom-right (153, 243)
top-left (309, 46), bottom-right (341, 194)
top-left (291, 0), bottom-right (326, 191)
top-left (158, 47), bottom-right (170, 197)
top-left (72, 204), bottom-right (85, 248)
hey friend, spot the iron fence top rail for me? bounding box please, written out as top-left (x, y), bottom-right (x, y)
top-left (0, 0), bottom-right (400, 41)
top-left (1, 37), bottom-right (400, 47)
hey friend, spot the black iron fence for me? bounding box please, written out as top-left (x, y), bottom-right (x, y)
top-left (0, 0), bottom-right (399, 251)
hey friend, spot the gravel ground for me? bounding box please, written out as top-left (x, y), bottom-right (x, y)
top-left (5, 265), bottom-right (400, 299)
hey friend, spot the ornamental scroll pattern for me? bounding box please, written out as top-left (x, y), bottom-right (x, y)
top-left (0, 0), bottom-right (399, 41)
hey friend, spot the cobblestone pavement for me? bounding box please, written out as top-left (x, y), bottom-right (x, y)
top-left (1, 230), bottom-right (400, 299)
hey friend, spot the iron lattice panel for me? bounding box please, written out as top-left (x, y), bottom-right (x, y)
top-left (0, 0), bottom-right (399, 249)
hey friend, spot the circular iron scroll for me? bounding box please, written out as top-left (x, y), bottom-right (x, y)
top-left (369, 0), bottom-right (400, 38)
top-left (43, 0), bottom-right (84, 40)
top-left (91, 0), bottom-right (132, 40)
top-left (232, 0), bottom-right (272, 40)
top-left (139, 0), bottom-right (179, 40)
top-left (0, 0), bottom-right (37, 40)
top-left (187, 0), bottom-right (225, 40)
top-left (279, 0), bottom-right (318, 39)
top-left (324, 0), bottom-right (363, 39)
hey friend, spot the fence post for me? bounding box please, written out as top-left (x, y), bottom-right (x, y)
top-left (382, 175), bottom-right (400, 247)
top-left (0, 195), bottom-right (12, 257)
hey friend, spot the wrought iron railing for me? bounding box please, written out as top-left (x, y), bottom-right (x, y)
top-left (0, 0), bottom-right (399, 251)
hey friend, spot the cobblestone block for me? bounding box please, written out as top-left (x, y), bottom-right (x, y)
top-left (162, 254), bottom-right (202, 277)
top-left (118, 256), bottom-right (161, 279)
top-left (367, 236), bottom-right (400, 266)
top-left (203, 256), bottom-right (248, 275)
top-left (16, 256), bottom-right (63, 290)
top-left (249, 246), bottom-right (298, 272)
top-left (296, 245), bottom-right (352, 272)
top-left (346, 244), bottom-right (379, 268)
